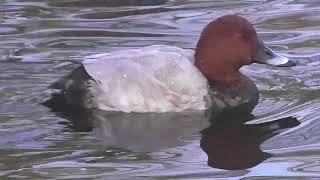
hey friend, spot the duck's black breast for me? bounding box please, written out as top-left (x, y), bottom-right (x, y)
top-left (208, 75), bottom-right (259, 116)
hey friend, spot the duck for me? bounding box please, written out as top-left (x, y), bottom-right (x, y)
top-left (46, 15), bottom-right (295, 113)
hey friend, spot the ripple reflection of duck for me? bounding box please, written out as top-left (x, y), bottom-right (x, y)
top-left (200, 109), bottom-right (300, 170)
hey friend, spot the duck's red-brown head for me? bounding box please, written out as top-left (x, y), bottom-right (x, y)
top-left (195, 15), bottom-right (294, 90)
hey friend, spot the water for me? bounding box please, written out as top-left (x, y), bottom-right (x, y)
top-left (1, 0), bottom-right (320, 179)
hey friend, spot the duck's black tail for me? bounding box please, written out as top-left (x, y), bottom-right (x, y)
top-left (42, 65), bottom-right (97, 111)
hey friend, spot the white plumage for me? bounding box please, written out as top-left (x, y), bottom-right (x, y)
top-left (82, 45), bottom-right (210, 112)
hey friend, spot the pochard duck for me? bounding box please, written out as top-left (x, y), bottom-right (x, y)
top-left (48, 15), bottom-right (295, 113)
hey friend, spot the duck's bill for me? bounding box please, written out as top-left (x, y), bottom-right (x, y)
top-left (253, 39), bottom-right (296, 67)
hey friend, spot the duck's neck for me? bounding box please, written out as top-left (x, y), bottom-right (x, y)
top-left (209, 71), bottom-right (244, 92)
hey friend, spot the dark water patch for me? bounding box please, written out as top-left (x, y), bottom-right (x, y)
top-left (75, 7), bottom-right (172, 19)
top-left (27, 29), bottom-right (171, 38)
top-left (49, 0), bottom-right (168, 8)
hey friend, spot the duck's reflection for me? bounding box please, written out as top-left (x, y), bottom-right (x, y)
top-left (91, 110), bottom-right (210, 151)
top-left (45, 98), bottom-right (300, 170)
top-left (201, 110), bottom-right (300, 170)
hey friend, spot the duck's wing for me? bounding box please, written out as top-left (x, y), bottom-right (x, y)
top-left (81, 45), bottom-right (209, 112)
